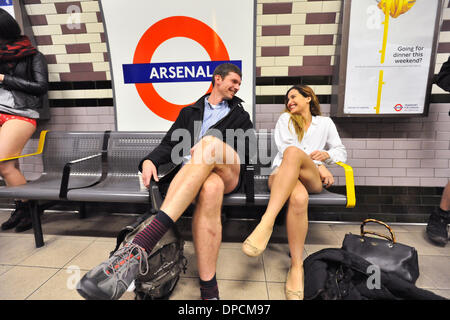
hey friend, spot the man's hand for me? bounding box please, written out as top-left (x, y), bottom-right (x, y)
top-left (317, 164), bottom-right (334, 188)
top-left (142, 159), bottom-right (158, 188)
top-left (310, 150), bottom-right (330, 162)
top-left (0, 74), bottom-right (4, 83)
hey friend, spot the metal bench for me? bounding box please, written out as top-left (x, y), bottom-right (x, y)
top-left (0, 131), bottom-right (107, 246)
top-left (222, 131), bottom-right (355, 207)
top-left (65, 131), bottom-right (166, 203)
top-left (0, 130), bottom-right (355, 248)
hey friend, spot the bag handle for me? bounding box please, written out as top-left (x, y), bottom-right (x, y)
top-left (360, 218), bottom-right (396, 243)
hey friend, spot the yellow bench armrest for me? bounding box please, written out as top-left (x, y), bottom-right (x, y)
top-left (0, 130), bottom-right (48, 162)
top-left (335, 161), bottom-right (356, 208)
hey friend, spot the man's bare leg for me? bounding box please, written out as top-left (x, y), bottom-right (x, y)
top-left (192, 172), bottom-right (224, 280)
top-left (160, 136), bottom-right (240, 223)
top-left (76, 136), bottom-right (241, 301)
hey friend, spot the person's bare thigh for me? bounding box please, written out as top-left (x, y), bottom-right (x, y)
top-left (212, 141), bottom-right (241, 194)
top-left (268, 154), bottom-right (322, 194)
top-left (0, 120), bottom-right (36, 159)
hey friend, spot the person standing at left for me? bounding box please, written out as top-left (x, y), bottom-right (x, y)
top-left (0, 8), bottom-right (49, 232)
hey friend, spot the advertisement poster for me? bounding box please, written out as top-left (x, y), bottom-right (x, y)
top-left (100, 0), bottom-right (255, 131)
top-left (344, 0), bottom-right (439, 115)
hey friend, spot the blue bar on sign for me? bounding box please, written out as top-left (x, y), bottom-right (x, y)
top-left (0, 0), bottom-right (13, 6)
top-left (123, 60), bottom-right (242, 84)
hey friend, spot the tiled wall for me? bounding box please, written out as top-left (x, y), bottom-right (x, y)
top-left (13, 0), bottom-right (450, 193)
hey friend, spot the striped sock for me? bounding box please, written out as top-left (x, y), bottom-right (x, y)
top-left (199, 274), bottom-right (219, 300)
top-left (132, 210), bottom-right (174, 254)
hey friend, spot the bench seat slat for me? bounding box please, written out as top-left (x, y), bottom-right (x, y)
top-left (0, 174), bottom-right (102, 201)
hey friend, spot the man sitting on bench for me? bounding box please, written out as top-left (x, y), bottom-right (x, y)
top-left (77, 63), bottom-right (254, 300)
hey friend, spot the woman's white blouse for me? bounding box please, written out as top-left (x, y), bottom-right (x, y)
top-left (271, 113), bottom-right (347, 169)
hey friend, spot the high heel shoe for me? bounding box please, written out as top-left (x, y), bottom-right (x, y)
top-left (242, 223), bottom-right (273, 257)
top-left (285, 265), bottom-right (304, 300)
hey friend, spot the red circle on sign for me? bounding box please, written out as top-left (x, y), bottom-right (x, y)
top-left (133, 16), bottom-right (230, 121)
top-left (394, 104), bottom-right (403, 112)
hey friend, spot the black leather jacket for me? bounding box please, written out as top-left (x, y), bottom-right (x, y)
top-left (1, 51), bottom-right (49, 119)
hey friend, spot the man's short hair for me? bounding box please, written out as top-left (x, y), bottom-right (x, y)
top-left (212, 63), bottom-right (242, 86)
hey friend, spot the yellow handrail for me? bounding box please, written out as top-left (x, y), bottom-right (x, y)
top-left (0, 130), bottom-right (48, 162)
top-left (335, 161), bottom-right (356, 208)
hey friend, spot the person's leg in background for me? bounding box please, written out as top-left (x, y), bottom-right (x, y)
top-left (0, 119), bottom-right (36, 232)
top-left (426, 181), bottom-right (450, 246)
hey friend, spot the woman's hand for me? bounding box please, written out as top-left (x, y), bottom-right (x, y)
top-left (317, 164), bottom-right (334, 188)
top-left (310, 150), bottom-right (330, 162)
top-left (0, 74), bottom-right (4, 83)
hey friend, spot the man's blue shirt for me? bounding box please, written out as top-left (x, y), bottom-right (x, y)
top-left (182, 97), bottom-right (230, 165)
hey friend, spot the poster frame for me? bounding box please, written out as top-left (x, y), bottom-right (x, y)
top-left (331, 0), bottom-right (444, 118)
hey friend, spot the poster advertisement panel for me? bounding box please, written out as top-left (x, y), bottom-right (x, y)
top-left (337, 0), bottom-right (441, 116)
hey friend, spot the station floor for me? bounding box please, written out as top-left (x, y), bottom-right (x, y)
top-left (0, 208), bottom-right (449, 300)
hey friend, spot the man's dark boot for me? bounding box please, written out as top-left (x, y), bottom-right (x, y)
top-left (1, 201), bottom-right (28, 231)
top-left (426, 208), bottom-right (450, 246)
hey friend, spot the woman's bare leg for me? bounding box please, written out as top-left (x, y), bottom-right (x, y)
top-left (242, 146), bottom-right (321, 256)
top-left (285, 181), bottom-right (309, 298)
top-left (0, 120), bottom-right (36, 187)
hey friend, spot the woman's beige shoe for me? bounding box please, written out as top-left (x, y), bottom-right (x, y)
top-left (242, 238), bottom-right (264, 257)
top-left (242, 223), bottom-right (273, 257)
top-left (285, 265), bottom-right (304, 300)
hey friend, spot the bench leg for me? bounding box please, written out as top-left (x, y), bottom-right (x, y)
top-left (28, 200), bottom-right (44, 248)
top-left (79, 203), bottom-right (87, 219)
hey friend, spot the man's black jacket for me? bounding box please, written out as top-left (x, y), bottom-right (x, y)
top-left (304, 248), bottom-right (445, 300)
top-left (139, 93), bottom-right (255, 173)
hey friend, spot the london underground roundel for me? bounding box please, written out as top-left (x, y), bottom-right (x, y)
top-left (123, 16), bottom-right (239, 121)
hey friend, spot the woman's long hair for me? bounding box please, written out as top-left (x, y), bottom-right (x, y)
top-left (284, 85), bottom-right (321, 142)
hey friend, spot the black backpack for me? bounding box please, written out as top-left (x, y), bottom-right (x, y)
top-left (110, 176), bottom-right (187, 300)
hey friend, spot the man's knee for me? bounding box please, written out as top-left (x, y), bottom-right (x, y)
top-left (191, 136), bottom-right (225, 164)
top-left (200, 135), bottom-right (222, 145)
top-left (198, 175), bottom-right (225, 202)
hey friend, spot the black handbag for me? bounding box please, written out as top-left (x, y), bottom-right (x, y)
top-left (342, 219), bottom-right (419, 284)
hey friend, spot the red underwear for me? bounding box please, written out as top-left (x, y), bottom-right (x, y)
top-left (0, 113), bottom-right (37, 127)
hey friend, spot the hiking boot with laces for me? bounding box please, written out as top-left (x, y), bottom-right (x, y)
top-left (1, 201), bottom-right (28, 231)
top-left (426, 208), bottom-right (450, 247)
top-left (76, 243), bottom-right (149, 300)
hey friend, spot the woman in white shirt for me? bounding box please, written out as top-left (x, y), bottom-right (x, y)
top-left (242, 85), bottom-right (346, 300)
